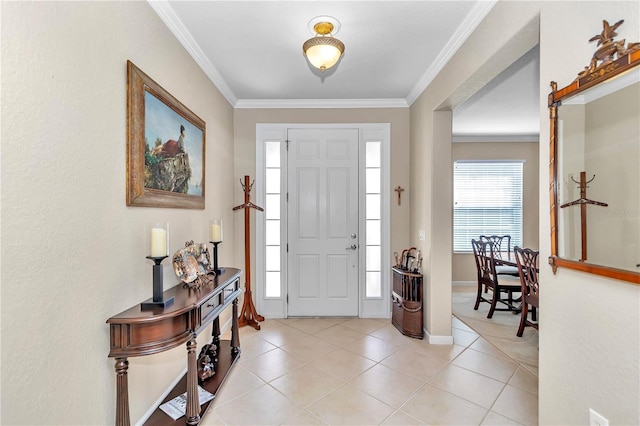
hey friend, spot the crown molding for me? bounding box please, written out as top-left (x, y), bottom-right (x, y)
top-left (406, 0), bottom-right (498, 106)
top-left (147, 1), bottom-right (238, 106)
top-left (234, 98), bottom-right (409, 109)
top-left (452, 133), bottom-right (539, 143)
top-left (149, 0), bottom-right (496, 110)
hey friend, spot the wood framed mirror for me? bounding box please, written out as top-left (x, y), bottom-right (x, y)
top-left (549, 19), bottom-right (640, 284)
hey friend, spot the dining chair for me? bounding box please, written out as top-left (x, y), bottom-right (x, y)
top-left (471, 239), bottom-right (521, 318)
top-left (514, 246), bottom-right (539, 337)
top-left (479, 235), bottom-right (519, 277)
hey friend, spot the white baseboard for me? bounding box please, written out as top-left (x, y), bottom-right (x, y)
top-left (452, 280), bottom-right (475, 286)
top-left (137, 366), bottom-right (187, 425)
top-left (267, 314), bottom-right (392, 319)
top-left (220, 316), bottom-right (233, 334)
top-left (137, 317), bottom-right (234, 425)
top-left (424, 327), bottom-right (454, 345)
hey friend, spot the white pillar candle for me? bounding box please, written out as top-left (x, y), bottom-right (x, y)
top-left (210, 220), bottom-right (223, 242)
top-left (150, 227), bottom-right (167, 257)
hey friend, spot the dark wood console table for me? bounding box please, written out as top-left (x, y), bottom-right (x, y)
top-left (107, 268), bottom-right (242, 425)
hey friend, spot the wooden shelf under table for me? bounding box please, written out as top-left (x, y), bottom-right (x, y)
top-left (144, 340), bottom-right (240, 425)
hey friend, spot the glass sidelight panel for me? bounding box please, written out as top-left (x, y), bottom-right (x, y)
top-left (365, 141), bottom-right (382, 298)
top-left (265, 141), bottom-right (282, 298)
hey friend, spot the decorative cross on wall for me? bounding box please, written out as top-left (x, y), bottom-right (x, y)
top-left (394, 186), bottom-right (405, 206)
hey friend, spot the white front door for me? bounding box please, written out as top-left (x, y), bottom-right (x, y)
top-left (287, 128), bottom-right (359, 316)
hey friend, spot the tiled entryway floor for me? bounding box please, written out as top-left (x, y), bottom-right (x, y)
top-left (202, 317), bottom-right (538, 425)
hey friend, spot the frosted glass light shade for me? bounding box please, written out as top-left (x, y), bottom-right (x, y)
top-left (303, 36), bottom-right (344, 72)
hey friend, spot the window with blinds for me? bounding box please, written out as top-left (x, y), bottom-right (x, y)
top-left (453, 161), bottom-right (523, 252)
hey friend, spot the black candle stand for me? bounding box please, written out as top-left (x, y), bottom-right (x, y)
top-left (211, 241), bottom-right (225, 275)
top-left (141, 255), bottom-right (174, 310)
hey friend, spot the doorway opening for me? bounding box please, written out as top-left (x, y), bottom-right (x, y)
top-left (255, 124), bottom-right (391, 319)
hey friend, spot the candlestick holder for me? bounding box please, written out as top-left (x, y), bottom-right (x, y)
top-left (210, 242), bottom-right (225, 275)
top-left (141, 255), bottom-right (174, 310)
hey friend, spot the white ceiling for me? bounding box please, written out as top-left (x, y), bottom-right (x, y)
top-left (150, 1), bottom-right (539, 139)
top-left (452, 45), bottom-right (539, 140)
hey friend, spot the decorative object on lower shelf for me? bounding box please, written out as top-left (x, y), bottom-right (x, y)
top-left (159, 386), bottom-right (215, 421)
top-left (197, 343), bottom-right (218, 381)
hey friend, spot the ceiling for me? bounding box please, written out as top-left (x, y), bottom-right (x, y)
top-left (150, 1), bottom-right (539, 139)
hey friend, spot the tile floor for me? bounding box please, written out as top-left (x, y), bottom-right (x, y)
top-left (451, 284), bottom-right (539, 377)
top-left (201, 317), bottom-right (538, 425)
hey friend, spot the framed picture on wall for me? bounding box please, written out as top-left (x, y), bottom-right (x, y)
top-left (126, 60), bottom-right (205, 209)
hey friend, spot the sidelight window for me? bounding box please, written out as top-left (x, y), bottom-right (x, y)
top-left (365, 141), bottom-right (382, 298)
top-left (264, 141), bottom-right (281, 297)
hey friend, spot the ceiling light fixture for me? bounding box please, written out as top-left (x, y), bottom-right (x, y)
top-left (302, 17), bottom-right (345, 72)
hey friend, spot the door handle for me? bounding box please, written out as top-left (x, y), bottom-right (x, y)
top-left (346, 244), bottom-right (358, 250)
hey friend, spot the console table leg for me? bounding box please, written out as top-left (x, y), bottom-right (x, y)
top-left (211, 317), bottom-right (221, 352)
top-left (114, 357), bottom-right (130, 426)
top-left (185, 338), bottom-right (200, 425)
top-left (231, 298), bottom-right (240, 355)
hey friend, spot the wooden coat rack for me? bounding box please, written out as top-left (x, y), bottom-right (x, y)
top-left (233, 175), bottom-right (265, 330)
top-left (560, 171), bottom-right (608, 262)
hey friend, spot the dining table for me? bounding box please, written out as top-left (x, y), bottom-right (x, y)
top-left (494, 252), bottom-right (540, 273)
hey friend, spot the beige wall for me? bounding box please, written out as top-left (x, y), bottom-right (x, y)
top-left (233, 108), bottom-right (411, 297)
top-left (1, 2), bottom-right (235, 424)
top-left (452, 141), bottom-right (540, 282)
top-left (539, 3), bottom-right (640, 424)
top-left (410, 0), bottom-right (639, 424)
top-left (410, 1), bottom-right (540, 339)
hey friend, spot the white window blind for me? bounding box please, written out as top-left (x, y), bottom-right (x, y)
top-left (453, 161), bottom-right (523, 252)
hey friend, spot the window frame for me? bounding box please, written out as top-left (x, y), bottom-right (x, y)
top-left (453, 160), bottom-right (524, 253)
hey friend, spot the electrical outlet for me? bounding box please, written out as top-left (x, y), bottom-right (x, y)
top-left (418, 230), bottom-right (426, 241)
top-left (589, 409), bottom-right (609, 426)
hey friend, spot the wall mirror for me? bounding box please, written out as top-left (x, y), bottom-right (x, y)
top-left (549, 19), bottom-right (640, 284)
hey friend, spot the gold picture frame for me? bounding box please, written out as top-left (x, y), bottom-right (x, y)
top-left (126, 60), bottom-right (205, 209)
top-left (548, 20), bottom-right (640, 284)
